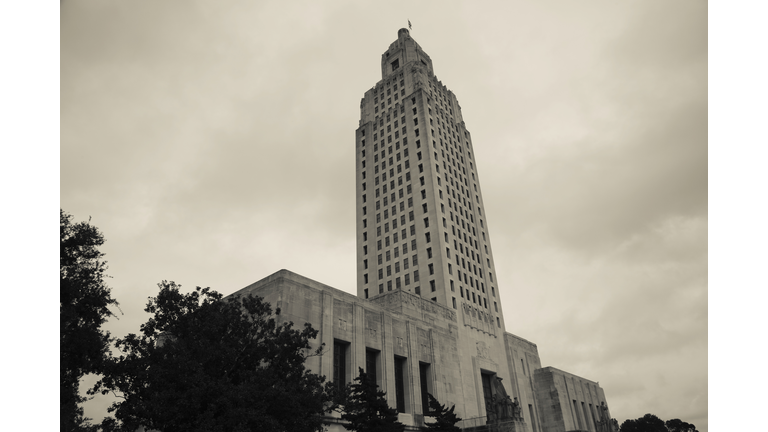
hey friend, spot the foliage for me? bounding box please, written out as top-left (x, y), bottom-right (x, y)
top-left (619, 414), bottom-right (699, 432)
top-left (92, 281), bottom-right (334, 432)
top-left (665, 418), bottom-right (698, 432)
top-left (339, 367), bottom-right (405, 432)
top-left (619, 414), bottom-right (670, 432)
top-left (61, 209), bottom-right (119, 431)
top-left (421, 393), bottom-right (461, 432)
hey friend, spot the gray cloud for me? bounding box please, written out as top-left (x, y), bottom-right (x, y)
top-left (62, 1), bottom-right (707, 430)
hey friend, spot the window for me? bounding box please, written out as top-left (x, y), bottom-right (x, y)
top-left (414, 269), bottom-right (419, 281)
top-left (366, 350), bottom-right (379, 385)
top-left (425, 233), bottom-right (431, 243)
top-left (419, 362), bottom-right (432, 415)
top-left (428, 263), bottom-right (434, 275)
top-left (391, 59), bottom-right (399, 71)
top-left (430, 280), bottom-right (436, 292)
top-left (333, 341), bottom-right (349, 392)
top-left (395, 357), bottom-right (407, 413)
top-left (423, 217), bottom-right (429, 228)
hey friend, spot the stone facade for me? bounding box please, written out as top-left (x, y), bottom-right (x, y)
top-left (231, 270), bottom-right (614, 432)
top-left (228, 29), bottom-right (615, 432)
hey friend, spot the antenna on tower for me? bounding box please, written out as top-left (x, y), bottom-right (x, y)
top-left (408, 20), bottom-right (412, 30)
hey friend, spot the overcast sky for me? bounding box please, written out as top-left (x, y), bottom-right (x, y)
top-left (60, 1), bottom-right (707, 430)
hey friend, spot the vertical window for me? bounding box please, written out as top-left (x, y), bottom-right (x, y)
top-left (395, 357), bottom-right (407, 413)
top-left (366, 350), bottom-right (379, 385)
top-left (419, 363), bottom-right (432, 415)
top-left (333, 341), bottom-right (348, 392)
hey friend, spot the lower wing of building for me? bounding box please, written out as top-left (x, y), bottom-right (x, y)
top-left (230, 269), bottom-right (616, 432)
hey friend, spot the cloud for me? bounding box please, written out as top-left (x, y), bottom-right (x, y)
top-left (61, 1), bottom-right (707, 429)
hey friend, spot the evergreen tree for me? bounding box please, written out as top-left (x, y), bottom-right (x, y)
top-left (60, 209), bottom-right (119, 431)
top-left (340, 368), bottom-right (405, 432)
top-left (421, 393), bottom-right (461, 432)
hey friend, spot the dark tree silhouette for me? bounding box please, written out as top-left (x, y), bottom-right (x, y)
top-left (421, 393), bottom-right (461, 432)
top-left (60, 209), bottom-right (119, 431)
top-left (93, 281), bottom-right (333, 432)
top-left (619, 414), bottom-right (668, 432)
top-left (339, 367), bottom-right (405, 432)
top-left (665, 418), bottom-right (699, 432)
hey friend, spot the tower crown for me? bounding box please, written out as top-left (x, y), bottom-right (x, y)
top-left (381, 29), bottom-right (433, 80)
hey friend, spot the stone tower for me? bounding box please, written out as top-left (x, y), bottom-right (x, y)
top-left (355, 28), bottom-right (506, 333)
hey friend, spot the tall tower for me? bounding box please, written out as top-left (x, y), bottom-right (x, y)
top-left (355, 28), bottom-right (506, 332)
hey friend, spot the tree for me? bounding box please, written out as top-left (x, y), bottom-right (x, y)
top-left (619, 414), bottom-right (668, 432)
top-left (421, 393), bottom-right (461, 432)
top-left (339, 367), bottom-right (405, 432)
top-left (61, 209), bottom-right (119, 431)
top-left (92, 281), bottom-right (334, 432)
top-left (665, 418), bottom-right (698, 432)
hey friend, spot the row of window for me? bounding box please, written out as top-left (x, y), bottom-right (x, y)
top-left (361, 87), bottom-right (502, 320)
top-left (333, 341), bottom-right (431, 415)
